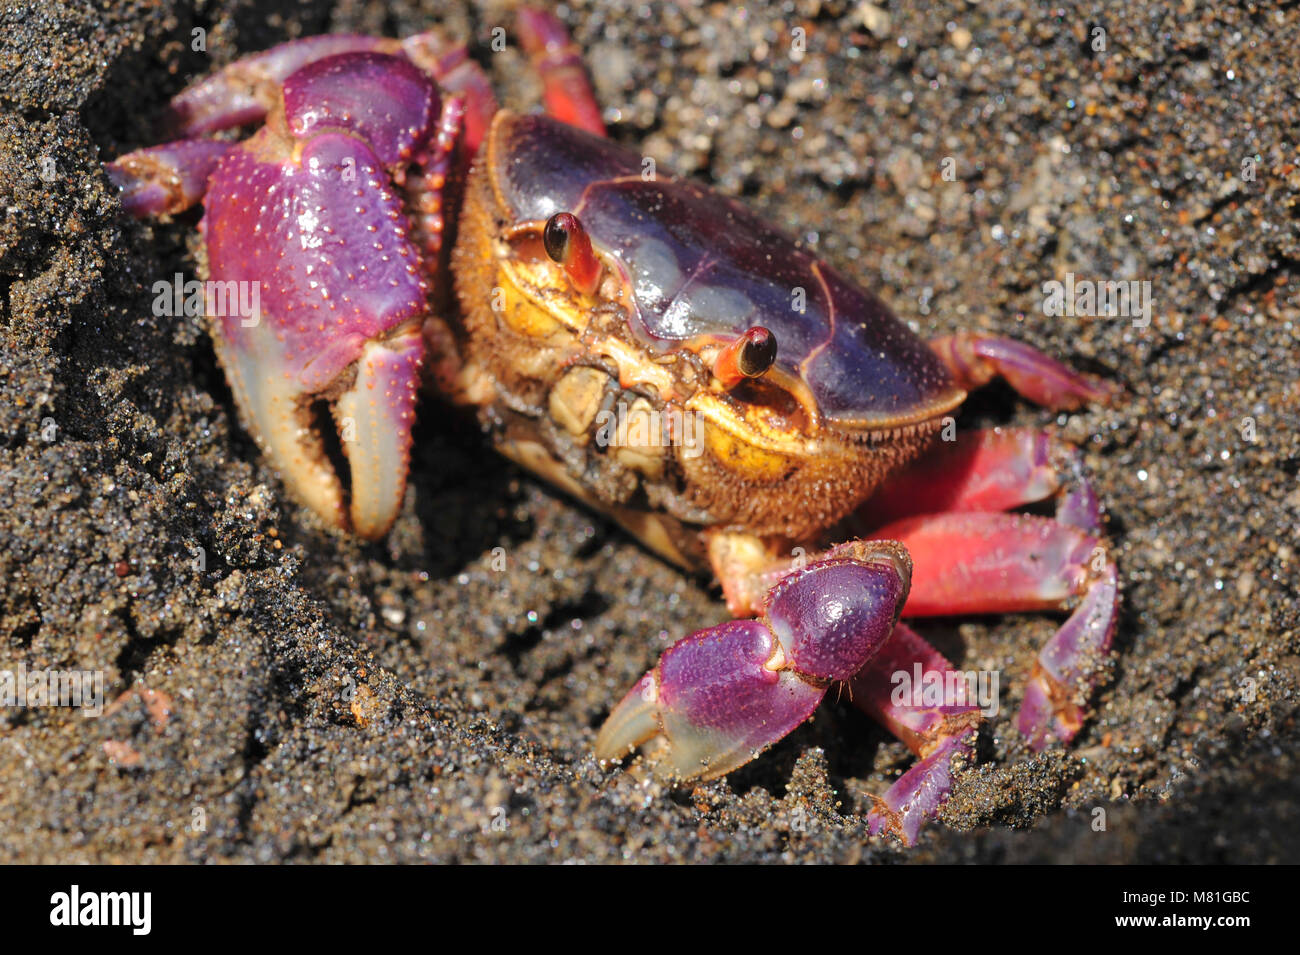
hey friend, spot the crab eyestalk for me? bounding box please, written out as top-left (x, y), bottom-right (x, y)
top-left (543, 211), bottom-right (602, 295)
top-left (712, 326), bottom-right (778, 390)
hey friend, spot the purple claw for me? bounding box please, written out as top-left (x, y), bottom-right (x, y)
top-left (203, 108), bottom-right (431, 537)
top-left (596, 620), bottom-right (826, 781)
top-left (766, 551), bottom-right (912, 682)
top-left (595, 543), bottom-right (911, 782)
top-left (282, 53), bottom-right (436, 166)
top-left (110, 50), bottom-right (450, 539)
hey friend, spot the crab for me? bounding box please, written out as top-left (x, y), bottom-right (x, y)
top-left (105, 9), bottom-right (1120, 844)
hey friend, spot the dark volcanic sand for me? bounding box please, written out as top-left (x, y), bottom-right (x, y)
top-left (0, 0), bottom-right (1296, 863)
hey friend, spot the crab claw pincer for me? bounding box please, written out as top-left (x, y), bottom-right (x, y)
top-left (595, 542), bottom-right (911, 782)
top-left (199, 53), bottom-right (452, 538)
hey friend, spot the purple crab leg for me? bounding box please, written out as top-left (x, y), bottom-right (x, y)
top-left (596, 543), bottom-right (912, 782)
top-left (104, 139), bottom-right (235, 217)
top-left (847, 623), bottom-right (981, 844)
top-left (870, 512), bottom-right (1119, 749)
top-left (1017, 559), bottom-right (1119, 749)
top-left (930, 333), bottom-right (1120, 410)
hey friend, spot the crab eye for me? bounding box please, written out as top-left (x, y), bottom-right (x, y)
top-left (542, 212), bottom-right (576, 262)
top-left (736, 326), bottom-right (778, 377)
top-left (713, 326), bottom-right (778, 389)
top-left (543, 211), bottom-right (602, 295)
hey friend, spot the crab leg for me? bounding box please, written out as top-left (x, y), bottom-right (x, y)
top-left (596, 543), bottom-right (911, 782)
top-left (516, 8), bottom-right (606, 136)
top-left (872, 512), bottom-right (1098, 616)
top-left (104, 140), bottom-right (236, 217)
top-left (869, 512), bottom-right (1119, 749)
top-left (158, 31), bottom-right (497, 142)
top-left (846, 623), bottom-right (981, 845)
top-left (715, 503), bottom-right (1118, 746)
top-left (929, 332), bottom-right (1119, 410)
top-left (853, 427), bottom-right (1100, 533)
top-left (164, 35), bottom-right (393, 136)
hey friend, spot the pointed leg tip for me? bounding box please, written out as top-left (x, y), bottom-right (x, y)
top-left (1017, 668), bottom-right (1093, 749)
top-left (866, 734), bottom-right (974, 845)
top-left (336, 329), bottom-right (424, 542)
top-left (349, 516), bottom-right (396, 542)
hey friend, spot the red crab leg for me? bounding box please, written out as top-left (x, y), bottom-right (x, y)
top-left (929, 332), bottom-right (1119, 410)
top-left (516, 7), bottom-right (606, 136)
top-left (869, 512), bottom-right (1119, 750)
top-left (853, 427), bottom-right (1100, 534)
top-left (873, 512), bottom-right (1098, 615)
top-left (846, 623), bottom-right (981, 845)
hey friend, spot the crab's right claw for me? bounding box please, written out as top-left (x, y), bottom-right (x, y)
top-left (595, 545), bottom-right (912, 782)
top-left (195, 53), bottom-right (449, 540)
top-left (204, 137), bottom-right (429, 532)
top-left (203, 122), bottom-right (429, 540)
top-left (218, 311), bottom-right (424, 540)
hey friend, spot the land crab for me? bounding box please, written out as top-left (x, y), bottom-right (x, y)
top-left (105, 9), bottom-right (1120, 844)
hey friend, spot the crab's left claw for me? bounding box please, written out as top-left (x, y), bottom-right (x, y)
top-left (596, 543), bottom-right (911, 782)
